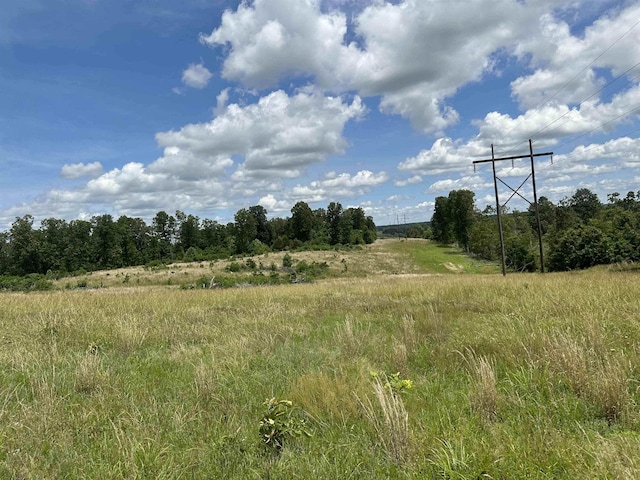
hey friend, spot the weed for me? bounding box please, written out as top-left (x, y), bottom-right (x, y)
top-left (258, 398), bottom-right (312, 452)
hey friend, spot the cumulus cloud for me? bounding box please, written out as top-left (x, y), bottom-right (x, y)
top-left (428, 176), bottom-right (492, 194)
top-left (181, 62), bottom-right (213, 88)
top-left (399, 80), bottom-right (640, 177)
top-left (555, 136), bottom-right (640, 167)
top-left (258, 193), bottom-right (290, 212)
top-left (60, 161), bottom-right (103, 179)
top-left (157, 89), bottom-right (365, 179)
top-left (290, 169), bottom-right (388, 201)
top-left (200, 0), bottom-right (351, 89)
top-left (0, 89), bottom-right (366, 226)
top-left (394, 175), bottom-right (422, 187)
top-left (399, 138), bottom-right (486, 175)
top-left (5, 1), bottom-right (640, 229)
top-left (511, 4), bottom-right (640, 109)
top-left (200, 0), bottom-right (597, 133)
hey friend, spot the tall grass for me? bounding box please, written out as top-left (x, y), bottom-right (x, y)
top-left (1, 264), bottom-right (640, 477)
top-left (357, 375), bottom-right (410, 464)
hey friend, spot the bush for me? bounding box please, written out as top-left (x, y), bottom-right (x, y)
top-left (295, 261), bottom-right (329, 279)
top-left (144, 260), bottom-right (168, 271)
top-left (259, 398), bottom-right (311, 452)
top-left (549, 225), bottom-right (613, 271)
top-left (225, 262), bottom-right (243, 273)
top-left (0, 274), bottom-right (54, 292)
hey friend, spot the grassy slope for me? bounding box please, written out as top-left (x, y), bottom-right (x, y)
top-left (1, 241), bottom-right (639, 478)
top-left (50, 239), bottom-right (499, 290)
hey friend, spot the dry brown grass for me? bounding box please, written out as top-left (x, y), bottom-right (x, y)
top-left (357, 376), bottom-right (410, 463)
top-left (74, 352), bottom-right (104, 394)
top-left (543, 330), bottom-right (632, 423)
top-left (463, 349), bottom-right (499, 421)
top-left (290, 370), bottom-right (364, 424)
top-left (49, 239), bottom-right (441, 290)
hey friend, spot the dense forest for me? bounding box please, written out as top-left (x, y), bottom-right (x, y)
top-left (376, 222), bottom-right (430, 239)
top-left (0, 201), bottom-right (376, 277)
top-left (431, 188), bottom-right (640, 272)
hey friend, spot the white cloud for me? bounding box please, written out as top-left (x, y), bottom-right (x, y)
top-left (148, 147), bottom-right (233, 181)
top-left (0, 89), bottom-right (366, 227)
top-left (214, 88), bottom-right (230, 115)
top-left (181, 62), bottom-right (213, 89)
top-left (427, 176), bottom-right (492, 194)
top-left (61, 161), bottom-right (103, 179)
top-left (511, 4), bottom-right (640, 109)
top-left (394, 175), bottom-right (422, 187)
top-left (200, 0), bottom-right (589, 133)
top-left (555, 136), bottom-right (640, 166)
top-left (200, 0), bottom-right (351, 89)
top-left (157, 89), bottom-right (365, 179)
top-left (321, 170), bottom-right (388, 188)
top-left (291, 169), bottom-right (388, 201)
top-left (399, 79), bottom-right (640, 178)
top-left (258, 194), bottom-right (290, 212)
top-left (399, 138), bottom-right (485, 175)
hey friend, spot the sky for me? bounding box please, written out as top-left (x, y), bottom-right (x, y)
top-left (1, 0), bottom-right (640, 230)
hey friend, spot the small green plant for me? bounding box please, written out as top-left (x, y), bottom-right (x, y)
top-left (258, 397), bottom-right (311, 452)
top-left (226, 261), bottom-right (242, 273)
top-left (369, 371), bottom-right (414, 395)
top-left (282, 253), bottom-right (293, 269)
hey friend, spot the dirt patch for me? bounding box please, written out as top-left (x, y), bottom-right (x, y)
top-left (443, 262), bottom-right (465, 273)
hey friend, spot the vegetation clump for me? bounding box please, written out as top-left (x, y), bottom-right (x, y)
top-left (432, 187), bottom-right (640, 272)
top-left (259, 398), bottom-right (311, 452)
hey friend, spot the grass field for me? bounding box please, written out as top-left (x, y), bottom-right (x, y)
top-left (2, 240), bottom-right (640, 478)
top-left (52, 238), bottom-right (498, 290)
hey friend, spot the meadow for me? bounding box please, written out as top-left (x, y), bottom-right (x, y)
top-left (1, 239), bottom-right (639, 478)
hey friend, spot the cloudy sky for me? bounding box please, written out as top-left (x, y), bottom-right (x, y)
top-left (1, 0), bottom-right (639, 229)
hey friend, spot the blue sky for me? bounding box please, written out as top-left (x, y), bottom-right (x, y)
top-left (1, 0), bottom-right (639, 229)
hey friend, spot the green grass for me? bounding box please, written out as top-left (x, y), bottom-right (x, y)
top-left (1, 243), bottom-right (639, 478)
top-left (385, 238), bottom-right (499, 274)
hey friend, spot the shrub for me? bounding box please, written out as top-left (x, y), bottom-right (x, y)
top-left (0, 274), bottom-right (54, 292)
top-left (226, 262), bottom-right (242, 273)
top-left (258, 398), bottom-right (311, 452)
top-left (295, 260), bottom-right (329, 279)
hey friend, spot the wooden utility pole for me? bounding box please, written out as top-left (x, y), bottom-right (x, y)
top-left (473, 140), bottom-right (553, 276)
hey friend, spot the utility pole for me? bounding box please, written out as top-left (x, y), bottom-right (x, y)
top-left (473, 140), bottom-right (552, 276)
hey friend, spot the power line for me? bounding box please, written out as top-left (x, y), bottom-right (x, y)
top-left (532, 16), bottom-right (640, 112)
top-left (497, 15), bottom-right (640, 154)
top-left (537, 124), bottom-right (640, 174)
top-left (527, 62), bottom-right (640, 143)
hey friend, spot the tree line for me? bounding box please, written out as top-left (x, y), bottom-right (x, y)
top-left (0, 201), bottom-right (377, 277)
top-left (431, 188), bottom-right (640, 272)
